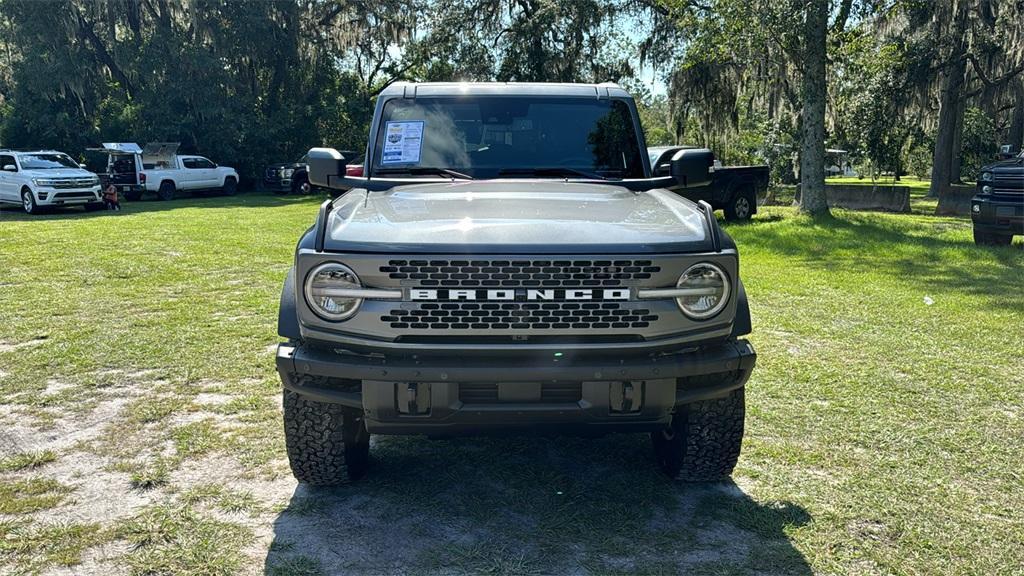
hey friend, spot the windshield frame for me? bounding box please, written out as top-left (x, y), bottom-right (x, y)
top-left (366, 94), bottom-right (652, 180)
top-left (18, 153), bottom-right (81, 170)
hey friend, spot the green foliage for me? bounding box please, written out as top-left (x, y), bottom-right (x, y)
top-left (960, 107), bottom-right (999, 179)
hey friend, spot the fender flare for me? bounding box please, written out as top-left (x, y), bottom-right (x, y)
top-left (278, 266), bottom-right (301, 340)
top-left (730, 278), bottom-right (752, 338)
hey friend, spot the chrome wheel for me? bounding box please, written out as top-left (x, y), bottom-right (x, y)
top-left (22, 190), bottom-right (34, 213)
top-left (734, 196), bottom-right (750, 219)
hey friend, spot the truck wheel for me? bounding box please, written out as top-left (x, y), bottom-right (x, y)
top-left (123, 190), bottom-right (142, 201)
top-left (724, 191), bottom-right (754, 221)
top-left (651, 387), bottom-right (744, 482)
top-left (222, 177), bottom-right (238, 196)
top-left (291, 175), bottom-right (310, 195)
top-left (283, 379), bottom-right (370, 485)
top-left (973, 230), bottom-right (1012, 246)
top-left (157, 181), bottom-right (175, 201)
top-left (21, 188), bottom-right (38, 214)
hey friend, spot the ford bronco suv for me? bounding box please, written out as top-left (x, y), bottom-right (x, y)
top-left (276, 82), bottom-right (756, 485)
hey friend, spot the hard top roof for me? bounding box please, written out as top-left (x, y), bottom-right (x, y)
top-left (379, 81), bottom-right (633, 99)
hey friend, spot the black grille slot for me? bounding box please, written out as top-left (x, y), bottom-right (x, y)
top-left (381, 259), bottom-right (660, 287)
top-left (383, 302), bottom-right (658, 330)
top-left (459, 382), bottom-right (582, 404)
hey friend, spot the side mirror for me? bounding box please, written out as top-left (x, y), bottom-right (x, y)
top-left (307, 148), bottom-right (348, 188)
top-left (2, 164), bottom-right (16, 172)
top-left (670, 148), bottom-right (714, 188)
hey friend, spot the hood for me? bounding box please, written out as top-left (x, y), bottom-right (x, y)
top-left (21, 168), bottom-right (97, 179)
top-left (982, 155), bottom-right (1024, 174)
top-left (322, 180), bottom-right (712, 254)
top-left (267, 162), bottom-right (304, 170)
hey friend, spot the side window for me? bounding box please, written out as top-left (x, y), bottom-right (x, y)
top-left (0, 155), bottom-right (16, 171)
top-left (195, 158), bottom-right (215, 169)
top-left (182, 158), bottom-right (199, 169)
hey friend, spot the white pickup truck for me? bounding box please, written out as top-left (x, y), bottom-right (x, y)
top-left (93, 142), bottom-right (239, 200)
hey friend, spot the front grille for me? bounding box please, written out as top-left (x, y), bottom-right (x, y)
top-left (54, 191), bottom-right (97, 199)
top-left (380, 259), bottom-right (661, 288)
top-left (382, 302), bottom-right (658, 330)
top-left (266, 168), bottom-right (278, 179)
top-left (459, 382), bottom-right (582, 403)
top-left (51, 178), bottom-right (96, 189)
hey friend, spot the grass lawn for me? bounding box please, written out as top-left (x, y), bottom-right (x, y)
top-left (1, 193), bottom-right (1022, 575)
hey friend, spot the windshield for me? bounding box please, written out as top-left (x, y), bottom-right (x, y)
top-left (371, 96), bottom-right (645, 179)
top-left (19, 153), bottom-right (80, 170)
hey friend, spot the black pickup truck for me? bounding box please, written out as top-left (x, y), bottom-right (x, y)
top-left (972, 149), bottom-right (1023, 246)
top-left (649, 146), bottom-right (769, 221)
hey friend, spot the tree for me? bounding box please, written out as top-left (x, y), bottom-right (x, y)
top-left (798, 0), bottom-right (829, 215)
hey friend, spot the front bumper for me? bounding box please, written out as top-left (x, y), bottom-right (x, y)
top-left (36, 186), bottom-right (103, 206)
top-left (972, 194), bottom-right (1024, 235)
top-left (264, 178), bottom-right (291, 191)
top-left (277, 340), bottom-right (756, 435)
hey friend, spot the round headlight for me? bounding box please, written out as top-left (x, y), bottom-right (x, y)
top-left (676, 263), bottom-right (730, 320)
top-left (982, 185), bottom-right (992, 194)
top-left (304, 263), bottom-right (362, 321)
top-left (980, 172), bottom-right (993, 182)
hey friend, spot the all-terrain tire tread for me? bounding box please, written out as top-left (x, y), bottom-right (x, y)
top-left (282, 374), bottom-right (362, 486)
top-left (653, 387), bottom-right (744, 482)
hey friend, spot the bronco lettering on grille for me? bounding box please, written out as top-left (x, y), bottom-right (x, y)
top-left (409, 288), bottom-right (630, 301)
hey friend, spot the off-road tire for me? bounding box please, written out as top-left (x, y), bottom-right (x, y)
top-left (283, 378), bottom-right (370, 485)
top-left (21, 188), bottom-right (38, 214)
top-left (222, 177), bottom-right (238, 196)
top-left (651, 387), bottom-right (744, 482)
top-left (973, 230), bottom-right (1012, 246)
top-left (724, 191), bottom-right (755, 221)
top-left (123, 190), bottom-right (143, 201)
top-left (157, 181), bottom-right (175, 201)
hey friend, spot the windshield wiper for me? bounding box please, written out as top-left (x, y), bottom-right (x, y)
top-left (497, 167), bottom-right (613, 180)
top-left (374, 167), bottom-right (473, 180)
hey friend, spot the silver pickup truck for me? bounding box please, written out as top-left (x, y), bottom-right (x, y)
top-left (275, 82), bottom-right (756, 485)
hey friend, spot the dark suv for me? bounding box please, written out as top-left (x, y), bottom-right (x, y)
top-left (972, 149), bottom-right (1023, 245)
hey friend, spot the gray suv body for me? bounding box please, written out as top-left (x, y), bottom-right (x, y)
top-left (276, 82), bottom-right (756, 485)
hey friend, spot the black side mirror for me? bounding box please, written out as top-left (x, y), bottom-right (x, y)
top-left (670, 148), bottom-right (714, 188)
top-left (307, 148), bottom-right (348, 188)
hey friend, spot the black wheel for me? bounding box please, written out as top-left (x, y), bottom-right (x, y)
top-left (222, 177), bottom-right (238, 196)
top-left (973, 229), bottom-right (1012, 246)
top-left (291, 176), bottom-right (311, 195)
top-left (123, 190), bottom-right (142, 201)
top-left (84, 202), bottom-right (105, 212)
top-left (21, 188), bottom-right (38, 214)
top-left (283, 377), bottom-right (370, 486)
top-left (157, 181), bottom-right (175, 201)
top-left (651, 387), bottom-right (744, 482)
top-left (724, 191), bottom-right (755, 221)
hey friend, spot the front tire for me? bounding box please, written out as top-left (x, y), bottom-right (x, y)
top-left (291, 175), bottom-right (310, 195)
top-left (973, 229), bottom-right (1012, 246)
top-left (724, 191), bottom-right (755, 221)
top-left (21, 188), bottom-right (38, 214)
top-left (651, 387), bottom-right (744, 482)
top-left (157, 181), bottom-right (175, 201)
top-left (222, 177), bottom-right (238, 196)
top-left (283, 379), bottom-right (370, 486)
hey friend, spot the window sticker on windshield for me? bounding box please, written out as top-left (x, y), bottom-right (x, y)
top-left (381, 121), bottom-right (424, 165)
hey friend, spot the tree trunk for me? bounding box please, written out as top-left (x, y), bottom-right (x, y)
top-left (798, 0), bottom-right (829, 216)
top-left (1010, 79), bottom-right (1024, 152)
top-left (951, 94), bottom-right (965, 183)
top-left (929, 56), bottom-right (967, 197)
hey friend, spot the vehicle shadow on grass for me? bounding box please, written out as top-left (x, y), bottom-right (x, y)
top-left (263, 434), bottom-right (812, 575)
top-left (0, 190), bottom-right (324, 222)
